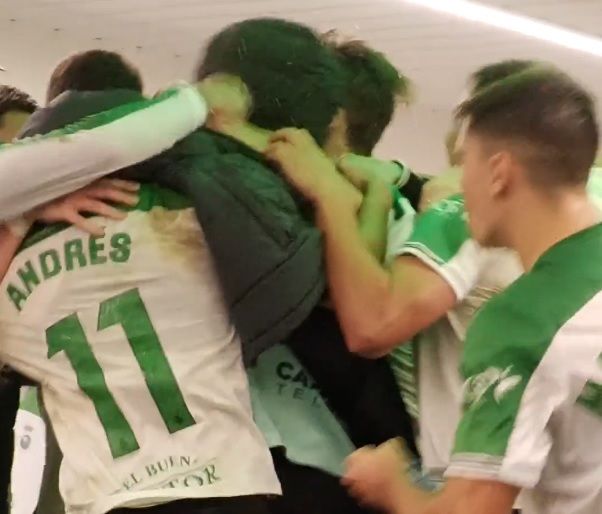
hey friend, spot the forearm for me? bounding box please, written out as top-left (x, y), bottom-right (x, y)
top-left (316, 185), bottom-right (398, 355)
top-left (389, 471), bottom-right (434, 514)
top-left (387, 472), bottom-right (517, 514)
top-left (0, 85), bottom-right (207, 221)
top-left (357, 180), bottom-right (393, 262)
top-left (390, 438), bottom-right (434, 514)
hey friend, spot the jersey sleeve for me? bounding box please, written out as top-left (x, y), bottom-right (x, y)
top-left (391, 195), bottom-right (483, 301)
top-left (445, 303), bottom-right (561, 489)
top-left (0, 85), bottom-right (207, 221)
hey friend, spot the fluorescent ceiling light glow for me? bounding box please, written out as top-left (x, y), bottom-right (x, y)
top-left (403, 0), bottom-right (602, 57)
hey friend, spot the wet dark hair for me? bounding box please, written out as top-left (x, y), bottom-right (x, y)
top-left (458, 65), bottom-right (598, 187)
top-left (197, 18), bottom-right (347, 146)
top-left (322, 31), bottom-right (410, 155)
top-left (470, 59), bottom-right (536, 94)
top-left (47, 50), bottom-right (143, 103)
top-left (0, 85), bottom-right (37, 123)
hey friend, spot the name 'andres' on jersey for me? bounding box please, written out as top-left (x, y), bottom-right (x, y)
top-left (6, 232), bottom-right (131, 311)
top-left (0, 184), bottom-right (280, 514)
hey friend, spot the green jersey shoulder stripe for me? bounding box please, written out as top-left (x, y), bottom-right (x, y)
top-left (403, 194), bottom-right (469, 263)
top-left (19, 185), bottom-right (191, 253)
top-left (391, 194), bottom-right (482, 300)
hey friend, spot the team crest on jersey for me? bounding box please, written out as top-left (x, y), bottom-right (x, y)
top-left (432, 197), bottom-right (464, 216)
top-left (462, 366), bottom-right (522, 409)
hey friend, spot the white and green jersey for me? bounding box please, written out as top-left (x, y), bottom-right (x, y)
top-left (447, 223), bottom-right (602, 514)
top-left (0, 185), bottom-right (280, 514)
top-left (390, 194), bottom-right (522, 475)
top-left (0, 84), bottom-right (207, 221)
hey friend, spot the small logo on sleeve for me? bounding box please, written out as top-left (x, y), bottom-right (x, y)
top-left (462, 366), bottom-right (522, 409)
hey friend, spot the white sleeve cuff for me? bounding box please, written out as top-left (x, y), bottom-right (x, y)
top-left (395, 240), bottom-right (481, 302)
top-left (446, 454), bottom-right (540, 489)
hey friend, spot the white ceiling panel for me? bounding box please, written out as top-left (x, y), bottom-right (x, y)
top-left (3, 0), bottom-right (601, 107)
top-left (480, 0), bottom-right (602, 34)
top-left (1, 0), bottom-right (601, 170)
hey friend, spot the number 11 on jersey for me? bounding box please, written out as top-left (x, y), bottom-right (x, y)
top-left (46, 288), bottom-right (195, 459)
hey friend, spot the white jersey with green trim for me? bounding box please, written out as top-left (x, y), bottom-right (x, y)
top-left (0, 185), bottom-right (280, 514)
top-left (391, 194), bottom-right (522, 475)
top-left (391, 178), bottom-right (602, 477)
top-left (447, 223), bottom-right (602, 514)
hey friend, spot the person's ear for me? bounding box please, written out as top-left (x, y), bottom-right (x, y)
top-left (323, 109), bottom-right (349, 158)
top-left (488, 151), bottom-right (513, 199)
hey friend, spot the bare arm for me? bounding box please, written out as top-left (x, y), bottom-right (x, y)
top-left (386, 477), bottom-right (517, 514)
top-left (343, 440), bottom-right (518, 514)
top-left (316, 194), bottom-right (456, 357)
top-left (337, 154), bottom-right (402, 263)
top-left (355, 179), bottom-right (393, 262)
top-left (266, 129), bottom-right (457, 357)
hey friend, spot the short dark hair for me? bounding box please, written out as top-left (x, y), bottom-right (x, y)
top-left (470, 60), bottom-right (536, 94)
top-left (457, 66), bottom-right (599, 187)
top-left (47, 50), bottom-right (143, 103)
top-left (322, 31), bottom-right (410, 155)
top-left (196, 18), bottom-right (347, 146)
top-left (0, 86), bottom-right (37, 124)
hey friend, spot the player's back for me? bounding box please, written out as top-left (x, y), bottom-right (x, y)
top-left (0, 185), bottom-right (279, 514)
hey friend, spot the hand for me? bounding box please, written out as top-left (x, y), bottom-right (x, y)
top-left (338, 154), bottom-right (402, 192)
top-left (342, 439), bottom-right (409, 511)
top-left (196, 73), bottom-right (252, 131)
top-left (30, 179), bottom-right (139, 237)
top-left (419, 166), bottom-right (462, 212)
top-left (266, 128), bottom-right (359, 206)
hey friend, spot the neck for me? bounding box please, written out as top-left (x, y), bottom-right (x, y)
top-left (506, 188), bottom-right (600, 270)
top-left (208, 119), bottom-right (272, 153)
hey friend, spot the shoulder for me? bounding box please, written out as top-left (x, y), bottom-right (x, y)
top-left (464, 260), bottom-right (598, 376)
top-left (393, 195), bottom-right (485, 300)
top-left (467, 271), bottom-right (554, 350)
top-left (403, 194), bottom-right (471, 263)
top-left (414, 194), bottom-right (467, 231)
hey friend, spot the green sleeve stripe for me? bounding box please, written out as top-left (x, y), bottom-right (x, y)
top-left (18, 185), bottom-right (191, 252)
top-left (400, 241), bottom-right (446, 266)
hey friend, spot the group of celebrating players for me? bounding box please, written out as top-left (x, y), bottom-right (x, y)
top-left (0, 15), bottom-right (600, 514)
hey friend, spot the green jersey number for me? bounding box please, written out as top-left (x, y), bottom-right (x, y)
top-left (46, 288), bottom-right (195, 458)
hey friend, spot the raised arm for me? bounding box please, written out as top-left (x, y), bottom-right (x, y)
top-left (266, 129), bottom-right (469, 357)
top-left (0, 85), bottom-right (207, 221)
